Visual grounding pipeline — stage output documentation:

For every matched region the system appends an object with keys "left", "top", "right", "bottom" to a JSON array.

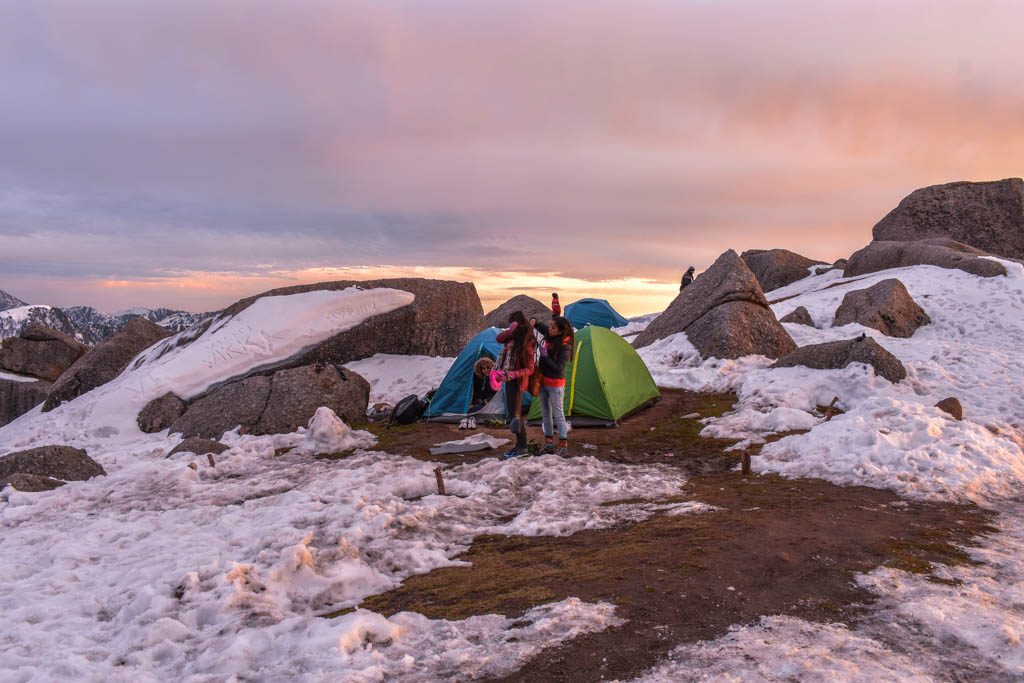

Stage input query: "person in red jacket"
[
  {"left": 532, "top": 315, "right": 574, "bottom": 455},
  {"left": 494, "top": 311, "right": 536, "bottom": 458},
  {"left": 551, "top": 292, "right": 561, "bottom": 316}
]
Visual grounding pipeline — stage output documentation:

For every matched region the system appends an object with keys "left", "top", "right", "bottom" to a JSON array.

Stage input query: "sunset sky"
[{"left": 2, "top": 0, "right": 1023, "bottom": 316}]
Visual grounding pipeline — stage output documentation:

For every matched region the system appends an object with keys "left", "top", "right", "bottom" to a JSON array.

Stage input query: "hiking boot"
[
  {"left": 557, "top": 440, "right": 569, "bottom": 456},
  {"left": 503, "top": 447, "right": 530, "bottom": 460},
  {"left": 543, "top": 437, "right": 556, "bottom": 455}
]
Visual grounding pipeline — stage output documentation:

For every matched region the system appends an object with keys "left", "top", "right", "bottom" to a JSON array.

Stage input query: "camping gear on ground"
[
  {"left": 428, "top": 432, "right": 510, "bottom": 456},
  {"left": 391, "top": 393, "right": 428, "bottom": 425},
  {"left": 526, "top": 325, "right": 660, "bottom": 427},
  {"left": 426, "top": 328, "right": 533, "bottom": 423},
  {"left": 564, "top": 298, "right": 630, "bottom": 329}
]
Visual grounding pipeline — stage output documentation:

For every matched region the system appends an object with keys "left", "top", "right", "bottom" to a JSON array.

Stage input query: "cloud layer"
[{"left": 2, "top": 0, "right": 1023, "bottom": 313}]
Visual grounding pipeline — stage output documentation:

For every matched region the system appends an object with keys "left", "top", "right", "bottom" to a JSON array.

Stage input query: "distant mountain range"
[{"left": 0, "top": 288, "right": 214, "bottom": 345}]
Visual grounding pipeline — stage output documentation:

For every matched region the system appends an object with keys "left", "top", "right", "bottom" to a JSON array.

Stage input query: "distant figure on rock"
[
  {"left": 494, "top": 312, "right": 536, "bottom": 459},
  {"left": 551, "top": 292, "right": 561, "bottom": 316},
  {"left": 680, "top": 266, "right": 696, "bottom": 291}
]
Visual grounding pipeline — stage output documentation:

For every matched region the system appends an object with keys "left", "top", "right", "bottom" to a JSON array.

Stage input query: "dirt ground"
[{"left": 351, "top": 390, "right": 994, "bottom": 681}]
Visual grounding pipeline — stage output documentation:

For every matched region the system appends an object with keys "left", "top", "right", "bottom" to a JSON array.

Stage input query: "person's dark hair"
[
  {"left": 551, "top": 316, "right": 575, "bottom": 361},
  {"left": 507, "top": 311, "right": 531, "bottom": 368}
]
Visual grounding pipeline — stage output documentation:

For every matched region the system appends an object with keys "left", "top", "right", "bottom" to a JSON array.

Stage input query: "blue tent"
[
  {"left": 425, "top": 328, "right": 523, "bottom": 422},
  {"left": 564, "top": 298, "right": 629, "bottom": 329}
]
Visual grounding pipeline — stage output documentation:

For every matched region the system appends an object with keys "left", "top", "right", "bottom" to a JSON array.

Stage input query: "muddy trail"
[{"left": 355, "top": 390, "right": 995, "bottom": 681}]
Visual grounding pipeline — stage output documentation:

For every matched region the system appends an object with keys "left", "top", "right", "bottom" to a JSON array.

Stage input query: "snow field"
[
  {"left": 342, "top": 353, "right": 453, "bottom": 406},
  {"left": 638, "top": 260, "right": 1024, "bottom": 504}
]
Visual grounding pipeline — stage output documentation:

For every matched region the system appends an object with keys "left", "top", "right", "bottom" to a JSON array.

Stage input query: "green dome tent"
[{"left": 528, "top": 325, "right": 660, "bottom": 427}]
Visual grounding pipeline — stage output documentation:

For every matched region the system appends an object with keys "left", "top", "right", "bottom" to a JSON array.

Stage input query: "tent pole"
[{"left": 567, "top": 340, "right": 584, "bottom": 415}]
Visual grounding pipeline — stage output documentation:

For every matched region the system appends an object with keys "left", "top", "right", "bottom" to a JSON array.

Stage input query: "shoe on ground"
[
  {"left": 557, "top": 441, "right": 569, "bottom": 456},
  {"left": 468, "top": 417, "right": 476, "bottom": 429},
  {"left": 503, "top": 447, "right": 530, "bottom": 460},
  {"left": 543, "top": 441, "right": 556, "bottom": 455},
  {"left": 459, "top": 418, "right": 468, "bottom": 429}
]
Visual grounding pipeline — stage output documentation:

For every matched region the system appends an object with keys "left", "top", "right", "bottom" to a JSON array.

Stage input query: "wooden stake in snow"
[
  {"left": 434, "top": 467, "right": 446, "bottom": 496},
  {"left": 741, "top": 453, "right": 751, "bottom": 475},
  {"left": 824, "top": 396, "right": 840, "bottom": 422},
  {"left": 207, "top": 453, "right": 216, "bottom": 468}
]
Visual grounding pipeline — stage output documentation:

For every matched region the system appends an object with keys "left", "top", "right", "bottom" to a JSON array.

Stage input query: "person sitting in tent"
[
  {"left": 493, "top": 311, "right": 536, "bottom": 459},
  {"left": 680, "top": 266, "right": 696, "bottom": 291},
  {"left": 469, "top": 357, "right": 496, "bottom": 413},
  {"left": 531, "top": 315, "right": 574, "bottom": 455}
]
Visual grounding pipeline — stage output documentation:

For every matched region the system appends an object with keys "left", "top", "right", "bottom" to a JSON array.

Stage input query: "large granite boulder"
[
  {"left": 771, "top": 335, "right": 907, "bottom": 383},
  {"left": 0, "top": 376, "right": 50, "bottom": 427},
  {"left": 844, "top": 239, "right": 1008, "bottom": 278},
  {"left": 633, "top": 250, "right": 797, "bottom": 359},
  {"left": 872, "top": 178, "right": 1024, "bottom": 259},
  {"left": 741, "top": 249, "right": 827, "bottom": 293},
  {"left": 0, "top": 445, "right": 106, "bottom": 491},
  {"left": 166, "top": 365, "right": 371, "bottom": 439},
  {"left": 254, "top": 365, "right": 369, "bottom": 435},
  {"left": 833, "top": 279, "right": 930, "bottom": 338},
  {"left": 0, "top": 326, "right": 88, "bottom": 381},
  {"left": 139, "top": 278, "right": 483, "bottom": 385},
  {"left": 168, "top": 375, "right": 271, "bottom": 440},
  {"left": 42, "top": 317, "right": 170, "bottom": 411},
  {"left": 484, "top": 295, "right": 551, "bottom": 328},
  {"left": 137, "top": 392, "right": 187, "bottom": 433}
]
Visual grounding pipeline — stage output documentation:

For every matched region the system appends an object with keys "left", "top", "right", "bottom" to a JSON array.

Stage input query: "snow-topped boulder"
[
  {"left": 833, "top": 279, "right": 930, "bottom": 338},
  {"left": 741, "top": 249, "right": 827, "bottom": 293},
  {"left": 300, "top": 407, "right": 377, "bottom": 455},
  {"left": 844, "top": 239, "right": 1008, "bottom": 278},
  {"left": 43, "top": 317, "right": 171, "bottom": 411},
  {"left": 137, "top": 393, "right": 187, "bottom": 433},
  {"left": 770, "top": 335, "right": 907, "bottom": 383},
  {"left": 484, "top": 294, "right": 550, "bottom": 329},
  {"left": 872, "top": 178, "right": 1024, "bottom": 259},
  {"left": 0, "top": 325, "right": 88, "bottom": 381},
  {"left": 633, "top": 250, "right": 797, "bottom": 359},
  {"left": 169, "top": 375, "right": 271, "bottom": 440}
]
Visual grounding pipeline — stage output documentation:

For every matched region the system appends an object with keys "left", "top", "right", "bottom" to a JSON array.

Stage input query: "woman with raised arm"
[{"left": 494, "top": 311, "right": 536, "bottom": 459}]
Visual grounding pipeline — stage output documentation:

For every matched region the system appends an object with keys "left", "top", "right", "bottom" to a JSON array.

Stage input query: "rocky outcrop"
[
  {"left": 137, "top": 393, "right": 187, "bottom": 433},
  {"left": 166, "top": 437, "right": 229, "bottom": 458},
  {"left": 255, "top": 365, "right": 370, "bottom": 435},
  {"left": 633, "top": 250, "right": 797, "bottom": 359},
  {"left": 833, "top": 279, "right": 930, "bottom": 338},
  {"left": 0, "top": 445, "right": 106, "bottom": 491},
  {"left": 0, "top": 376, "right": 50, "bottom": 427},
  {"left": 0, "top": 305, "right": 79, "bottom": 342},
  {"left": 141, "top": 279, "right": 483, "bottom": 384},
  {"left": 741, "top": 249, "right": 827, "bottom": 293},
  {"left": 779, "top": 306, "right": 815, "bottom": 327},
  {"left": 936, "top": 397, "right": 964, "bottom": 421},
  {"left": 1, "top": 472, "right": 65, "bottom": 492},
  {"left": 844, "top": 239, "right": 1008, "bottom": 278},
  {"left": 168, "top": 375, "right": 272, "bottom": 440},
  {"left": 771, "top": 335, "right": 907, "bottom": 383},
  {"left": 42, "top": 317, "right": 170, "bottom": 411},
  {"left": 0, "top": 288, "right": 27, "bottom": 312},
  {"left": 165, "top": 365, "right": 371, "bottom": 440},
  {"left": 484, "top": 295, "right": 551, "bottom": 328},
  {"left": 0, "top": 326, "right": 88, "bottom": 381},
  {"left": 872, "top": 179, "right": 1024, "bottom": 259}
]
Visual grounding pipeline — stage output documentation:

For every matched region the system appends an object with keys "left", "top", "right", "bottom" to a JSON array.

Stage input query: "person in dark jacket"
[
  {"left": 680, "top": 266, "right": 696, "bottom": 291},
  {"left": 494, "top": 311, "right": 536, "bottom": 458},
  {"left": 469, "top": 357, "right": 496, "bottom": 413},
  {"left": 531, "top": 315, "right": 574, "bottom": 455}
]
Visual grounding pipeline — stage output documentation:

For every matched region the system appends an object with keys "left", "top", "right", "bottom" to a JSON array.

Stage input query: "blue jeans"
[{"left": 540, "top": 384, "right": 568, "bottom": 439}]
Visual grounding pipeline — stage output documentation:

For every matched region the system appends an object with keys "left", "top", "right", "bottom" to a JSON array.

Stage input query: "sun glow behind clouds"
[{"left": 90, "top": 266, "right": 678, "bottom": 317}]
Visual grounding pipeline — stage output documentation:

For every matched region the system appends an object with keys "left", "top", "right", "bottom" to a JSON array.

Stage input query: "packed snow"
[
  {"left": 343, "top": 353, "right": 453, "bottom": 406},
  {"left": 299, "top": 407, "right": 378, "bottom": 455}
]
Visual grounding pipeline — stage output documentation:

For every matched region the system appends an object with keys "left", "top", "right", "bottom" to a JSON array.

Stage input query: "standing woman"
[
  {"left": 532, "top": 316, "right": 574, "bottom": 455},
  {"left": 495, "top": 311, "right": 536, "bottom": 459}
]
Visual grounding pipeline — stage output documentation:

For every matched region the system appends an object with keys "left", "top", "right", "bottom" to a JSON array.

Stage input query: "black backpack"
[{"left": 391, "top": 394, "right": 428, "bottom": 425}]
